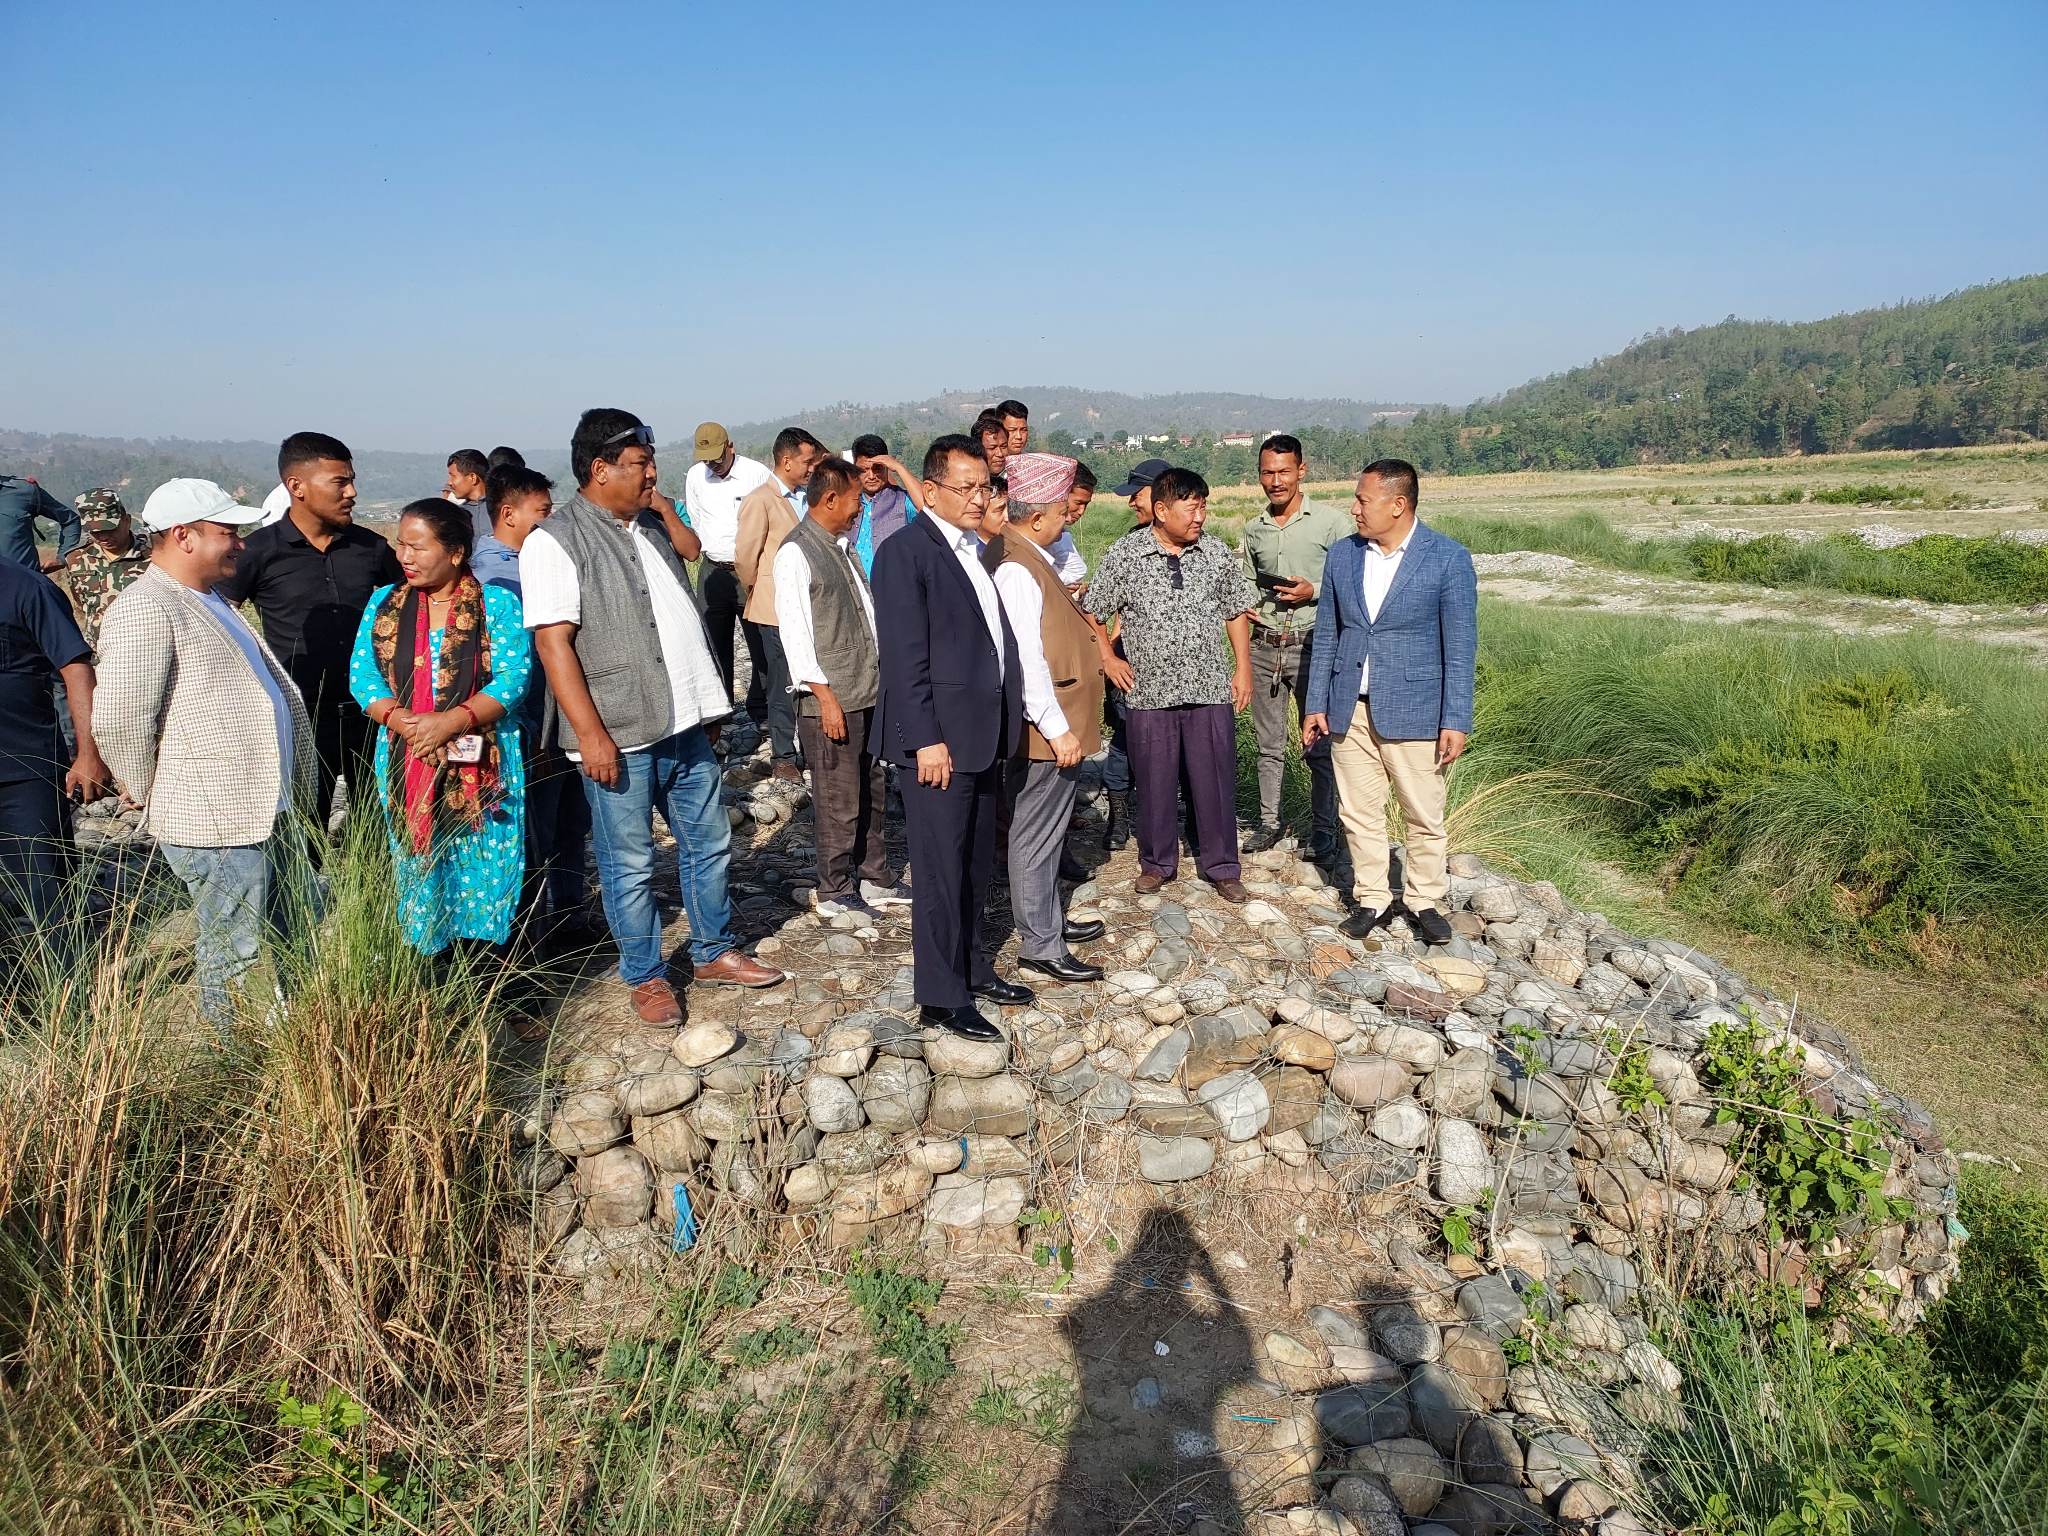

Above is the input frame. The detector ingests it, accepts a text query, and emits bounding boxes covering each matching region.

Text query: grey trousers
[1004,756,1079,961]
[1250,628,1340,853]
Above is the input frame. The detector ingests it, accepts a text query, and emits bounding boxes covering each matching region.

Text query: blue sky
[3,0,2043,454]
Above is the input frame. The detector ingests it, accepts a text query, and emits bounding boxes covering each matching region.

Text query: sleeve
[478,584,533,717]
[348,585,397,710]
[772,542,823,690]
[993,563,1069,740]
[1305,546,1341,718]
[732,494,766,588]
[516,528,581,627]
[41,486,83,560]
[1440,543,1479,735]
[90,594,174,805]
[1217,540,1260,618]
[25,575,90,671]
[1082,545,1123,621]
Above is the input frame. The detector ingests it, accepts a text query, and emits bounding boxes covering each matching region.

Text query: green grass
[1434,507,2048,606]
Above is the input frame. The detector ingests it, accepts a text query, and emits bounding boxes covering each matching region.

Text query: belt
[1255,627,1311,646]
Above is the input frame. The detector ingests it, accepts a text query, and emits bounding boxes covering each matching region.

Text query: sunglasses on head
[601,424,656,450]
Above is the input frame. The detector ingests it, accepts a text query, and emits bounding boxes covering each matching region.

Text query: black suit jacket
[872,511,1022,773]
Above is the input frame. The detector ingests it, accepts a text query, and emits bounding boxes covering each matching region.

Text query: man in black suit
[873,433,1028,1041]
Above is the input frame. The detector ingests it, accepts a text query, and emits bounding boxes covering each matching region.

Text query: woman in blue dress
[349,497,532,954]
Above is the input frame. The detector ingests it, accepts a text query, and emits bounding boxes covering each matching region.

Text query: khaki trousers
[1330,700,1449,914]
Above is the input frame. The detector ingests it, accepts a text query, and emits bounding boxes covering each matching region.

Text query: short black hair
[771,426,826,465]
[805,456,860,507]
[570,407,647,487]
[922,433,984,482]
[1361,457,1420,509]
[1071,463,1098,493]
[972,411,1007,443]
[1152,466,1210,505]
[487,445,526,472]
[996,399,1028,421]
[278,430,352,480]
[1259,434,1304,462]
[399,496,475,561]
[850,433,889,460]
[990,473,1007,497]
[487,464,554,518]
[447,447,488,481]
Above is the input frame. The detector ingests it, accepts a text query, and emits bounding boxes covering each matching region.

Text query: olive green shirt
[1240,496,1351,635]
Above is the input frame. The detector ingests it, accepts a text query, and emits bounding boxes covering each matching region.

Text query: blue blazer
[1304,521,1478,741]
[872,510,1023,773]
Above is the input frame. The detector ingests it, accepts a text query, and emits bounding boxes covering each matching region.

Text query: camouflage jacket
[68,536,152,648]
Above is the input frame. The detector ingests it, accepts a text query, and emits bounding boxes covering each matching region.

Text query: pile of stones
[515,844,1960,1534]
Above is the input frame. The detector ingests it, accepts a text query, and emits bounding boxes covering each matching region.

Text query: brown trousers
[798,705,891,901]
[1330,700,1449,914]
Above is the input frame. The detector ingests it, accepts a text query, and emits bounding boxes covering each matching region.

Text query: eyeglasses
[931,480,991,502]
[600,424,656,449]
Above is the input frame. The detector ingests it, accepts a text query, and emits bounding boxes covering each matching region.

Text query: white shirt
[991,538,1070,741]
[683,454,771,563]
[197,588,293,807]
[947,523,1006,679]
[1048,530,1088,587]
[518,521,732,758]
[1358,522,1416,698]
[772,530,875,697]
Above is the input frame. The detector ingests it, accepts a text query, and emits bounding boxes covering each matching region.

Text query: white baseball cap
[140,478,267,533]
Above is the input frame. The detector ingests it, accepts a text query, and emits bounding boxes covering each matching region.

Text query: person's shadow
[1042,1207,1257,1533]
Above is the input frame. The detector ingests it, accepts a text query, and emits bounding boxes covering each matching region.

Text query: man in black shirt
[0,556,109,954]
[219,431,401,830]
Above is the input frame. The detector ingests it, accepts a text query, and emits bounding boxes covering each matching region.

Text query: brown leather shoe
[630,977,683,1025]
[694,950,787,989]
[770,761,803,783]
[1133,872,1170,895]
[1208,878,1250,905]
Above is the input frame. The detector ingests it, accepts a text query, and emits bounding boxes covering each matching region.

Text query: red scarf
[371,576,504,854]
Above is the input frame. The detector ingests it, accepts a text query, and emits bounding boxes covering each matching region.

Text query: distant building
[1217,432,1256,448]
[1070,436,1091,449]
[1146,433,1170,443]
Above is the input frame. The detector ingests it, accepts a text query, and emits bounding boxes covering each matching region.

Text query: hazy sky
[4,0,2043,455]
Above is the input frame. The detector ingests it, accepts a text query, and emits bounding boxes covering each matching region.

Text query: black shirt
[0,558,89,783]
[220,514,401,709]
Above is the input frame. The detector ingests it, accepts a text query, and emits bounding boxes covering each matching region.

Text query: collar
[1257,497,1305,527]
[1142,530,1200,559]
[1368,521,1419,559]
[1015,535,1058,570]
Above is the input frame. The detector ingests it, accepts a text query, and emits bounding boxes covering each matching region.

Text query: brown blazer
[734,480,800,626]
[998,539,1105,761]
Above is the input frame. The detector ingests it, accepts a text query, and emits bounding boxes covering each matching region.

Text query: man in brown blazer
[991,454,1107,983]
[94,479,318,1035]
[733,427,824,781]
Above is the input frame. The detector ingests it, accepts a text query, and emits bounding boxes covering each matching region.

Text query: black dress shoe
[1341,905,1383,939]
[969,976,1035,1007]
[1240,823,1283,854]
[1412,907,1455,946]
[1063,917,1106,944]
[1058,852,1090,883]
[1018,952,1104,983]
[920,1004,1003,1041]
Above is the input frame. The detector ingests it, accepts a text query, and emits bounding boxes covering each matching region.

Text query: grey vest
[541,494,706,753]
[786,516,879,715]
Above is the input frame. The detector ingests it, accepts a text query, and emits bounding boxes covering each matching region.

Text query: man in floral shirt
[1085,467,1257,902]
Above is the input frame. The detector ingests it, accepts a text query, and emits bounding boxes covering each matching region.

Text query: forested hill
[1391,275,2048,474]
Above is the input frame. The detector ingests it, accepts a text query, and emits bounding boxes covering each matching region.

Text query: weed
[966,1375,1026,1430]
[728,1321,815,1368]
[844,1251,960,1415]
[228,1383,429,1534]
[1440,1205,1481,1257]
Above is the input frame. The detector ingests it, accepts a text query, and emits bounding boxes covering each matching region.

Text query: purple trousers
[1128,702,1241,882]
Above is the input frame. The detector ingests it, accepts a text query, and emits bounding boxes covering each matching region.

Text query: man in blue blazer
[1302,459,1478,944]
[873,434,1028,1040]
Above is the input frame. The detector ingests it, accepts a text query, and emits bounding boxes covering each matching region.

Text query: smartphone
[446,734,484,764]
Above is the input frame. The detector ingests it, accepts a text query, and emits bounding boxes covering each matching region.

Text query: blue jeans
[160,828,317,1038]
[581,727,736,984]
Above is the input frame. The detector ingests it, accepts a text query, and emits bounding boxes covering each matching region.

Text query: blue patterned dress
[349,582,532,954]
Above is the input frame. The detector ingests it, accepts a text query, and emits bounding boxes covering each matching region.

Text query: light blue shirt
[471,532,522,596]
[198,588,294,809]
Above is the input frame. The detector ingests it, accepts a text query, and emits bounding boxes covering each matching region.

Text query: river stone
[1328,1474,1409,1536]
[1139,1135,1215,1182]
[692,1090,753,1142]
[549,1091,625,1156]
[1197,1070,1272,1141]
[674,1021,740,1068]
[1438,1325,1509,1408]
[1429,1483,1541,1536]
[633,1106,708,1171]
[1561,1302,1626,1354]
[1310,1304,1372,1354]
[928,1073,1034,1136]
[783,1162,830,1206]
[1271,1024,1337,1071]
[1623,1340,1681,1395]
[1468,881,1520,923]
[1331,1057,1412,1110]
[1458,1415,1524,1486]
[1422,955,1488,998]
[1302,1097,1358,1146]
[616,1052,701,1117]
[1258,1065,1324,1134]
[958,1135,1030,1177]
[1371,1097,1431,1150]
[1382,983,1457,1022]
[1347,1436,1449,1517]
[1133,1098,1221,1137]
[1406,1362,1485,1455]
[1183,1016,1264,1086]
[1082,1073,1135,1122]
[832,1163,935,1224]
[1374,1023,1446,1070]
[1556,1479,1620,1523]
[1315,1380,1412,1446]
[1425,1049,1493,1117]
[1371,1303,1441,1365]
[1135,1027,1191,1081]
[924,1031,1010,1078]
[1456,1275,1527,1336]
[815,1126,893,1176]
[926,1171,1027,1228]
[813,1021,876,1077]
[802,1073,863,1134]
[580,1145,654,1228]
[908,1137,965,1174]
[1524,1431,1603,1497]
[1433,1119,1493,1206]
[858,1056,933,1132]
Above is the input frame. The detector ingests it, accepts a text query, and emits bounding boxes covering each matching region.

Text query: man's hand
[915,742,952,790]
[580,728,623,788]
[1048,730,1083,770]
[817,688,848,743]
[64,744,112,803]
[1437,729,1469,768]
[1271,577,1314,604]
[1102,652,1134,692]
[1302,712,1330,750]
[1230,664,1253,713]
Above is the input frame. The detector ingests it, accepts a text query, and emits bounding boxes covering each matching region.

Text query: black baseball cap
[1112,457,1172,496]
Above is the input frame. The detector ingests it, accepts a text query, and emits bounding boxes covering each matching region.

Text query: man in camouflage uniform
[66,488,151,650]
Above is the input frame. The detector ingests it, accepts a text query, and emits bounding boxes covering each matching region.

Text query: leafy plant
[728,1321,814,1368]
[1440,1205,1480,1257]
[844,1251,960,1416]
[230,1383,429,1534]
